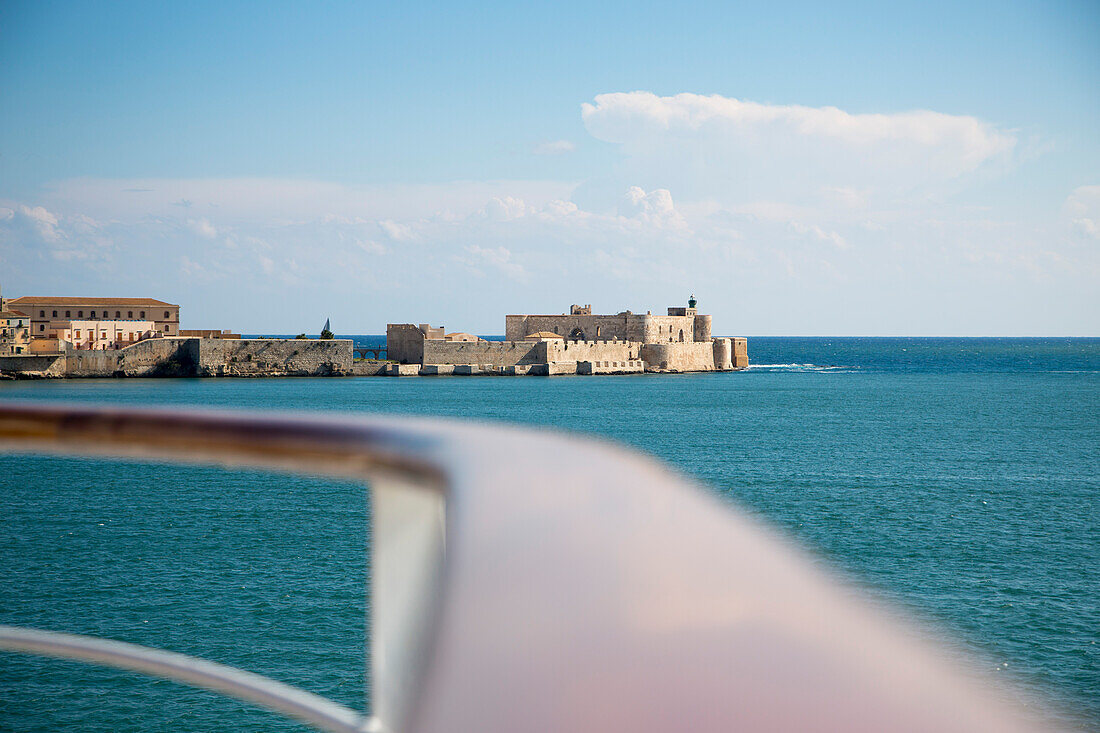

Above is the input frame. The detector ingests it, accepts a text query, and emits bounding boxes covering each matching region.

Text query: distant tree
[295,333,307,339]
[320,328,334,340]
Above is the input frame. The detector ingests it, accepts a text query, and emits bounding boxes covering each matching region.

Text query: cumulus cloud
[533,139,576,155]
[618,187,688,229]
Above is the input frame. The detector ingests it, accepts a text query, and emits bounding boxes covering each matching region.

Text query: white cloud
[460,244,527,281]
[619,186,688,229]
[579,92,1018,210]
[533,139,576,155]
[582,92,1014,176]
[483,196,529,221]
[379,219,415,242]
[788,221,850,250]
[1065,186,1100,240]
[188,218,218,239]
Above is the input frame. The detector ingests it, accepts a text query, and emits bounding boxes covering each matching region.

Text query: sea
[0,337,1097,731]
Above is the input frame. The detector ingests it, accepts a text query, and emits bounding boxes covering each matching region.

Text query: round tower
[693,314,712,342]
[712,337,732,370]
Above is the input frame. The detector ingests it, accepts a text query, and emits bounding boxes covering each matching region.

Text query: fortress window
[116,311,121,318]
[90,311,96,318]
[679,329,684,342]
[53,311,58,317]
[39,310,44,317]
[140,311,145,318]
[165,311,170,319]
[65,311,70,317]
[39,325,44,332]
[128,311,133,318]
[78,311,83,317]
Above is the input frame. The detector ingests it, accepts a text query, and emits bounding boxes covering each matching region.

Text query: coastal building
[0,308,31,356]
[7,296,180,340]
[59,320,159,350]
[386,298,748,375]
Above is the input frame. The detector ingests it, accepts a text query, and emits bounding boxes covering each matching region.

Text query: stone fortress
[386,297,748,376]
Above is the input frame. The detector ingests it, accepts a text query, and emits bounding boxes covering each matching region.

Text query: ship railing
[0,402,1045,732]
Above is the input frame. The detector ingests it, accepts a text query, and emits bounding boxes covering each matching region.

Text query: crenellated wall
[423,340,544,366]
[542,339,635,364]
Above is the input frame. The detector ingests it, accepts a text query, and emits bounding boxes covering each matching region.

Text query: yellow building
[7,296,180,339]
[0,308,32,356]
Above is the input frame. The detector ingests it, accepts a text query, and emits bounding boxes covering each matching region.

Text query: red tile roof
[8,296,177,307]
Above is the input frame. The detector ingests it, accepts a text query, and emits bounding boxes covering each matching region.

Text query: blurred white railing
[0,402,1048,732]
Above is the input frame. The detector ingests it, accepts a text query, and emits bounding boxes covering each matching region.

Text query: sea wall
[195,339,352,376]
[0,354,66,378]
[1,338,352,378]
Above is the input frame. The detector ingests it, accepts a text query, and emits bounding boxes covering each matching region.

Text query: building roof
[525,331,564,339]
[443,332,481,341]
[0,309,28,318]
[8,296,177,307]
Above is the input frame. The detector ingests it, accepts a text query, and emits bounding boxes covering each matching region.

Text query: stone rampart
[386,324,428,364]
[732,337,748,369]
[577,359,645,375]
[195,339,352,377]
[422,340,544,367]
[542,339,635,364]
[0,354,66,378]
[640,342,718,372]
[712,338,732,370]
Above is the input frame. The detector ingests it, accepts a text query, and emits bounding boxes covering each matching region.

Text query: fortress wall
[195,339,352,376]
[0,354,66,378]
[693,315,712,342]
[505,314,635,341]
[712,338,732,370]
[386,324,427,364]
[732,337,748,369]
[61,337,200,377]
[640,341,717,372]
[543,339,635,364]
[422,339,543,367]
[637,315,698,344]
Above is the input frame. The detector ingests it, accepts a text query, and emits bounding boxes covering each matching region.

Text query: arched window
[596,325,601,337]
[569,327,585,340]
[164,311,170,319]
[678,329,684,342]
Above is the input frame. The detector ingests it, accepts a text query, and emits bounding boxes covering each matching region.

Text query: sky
[0,0,1097,335]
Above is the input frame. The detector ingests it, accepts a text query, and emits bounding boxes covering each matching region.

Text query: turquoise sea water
[1,337,1097,730]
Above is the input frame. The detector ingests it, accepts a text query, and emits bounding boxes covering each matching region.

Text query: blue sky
[1,0,1097,334]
